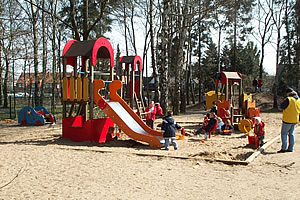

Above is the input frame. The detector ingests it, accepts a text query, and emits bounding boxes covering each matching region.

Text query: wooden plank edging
[245,134,281,163]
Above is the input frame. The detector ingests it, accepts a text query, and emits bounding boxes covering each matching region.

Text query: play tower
[118,55,145,115]
[61,38,163,147]
[61,37,115,143]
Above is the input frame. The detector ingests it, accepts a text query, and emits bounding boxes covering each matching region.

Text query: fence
[0,96,63,120]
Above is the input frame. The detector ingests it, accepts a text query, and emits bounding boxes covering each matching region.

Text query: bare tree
[270,0,285,108]
[40,0,47,106]
[50,0,58,114]
[256,0,273,79]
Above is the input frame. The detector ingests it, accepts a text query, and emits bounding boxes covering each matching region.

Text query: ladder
[134,92,145,118]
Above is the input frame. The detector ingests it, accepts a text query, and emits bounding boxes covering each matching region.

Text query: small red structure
[62,116,114,143]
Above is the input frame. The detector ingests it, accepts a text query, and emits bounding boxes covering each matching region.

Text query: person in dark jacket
[161,111,182,150]
[203,112,218,139]
[252,78,258,92]
[277,88,300,153]
[210,101,218,115]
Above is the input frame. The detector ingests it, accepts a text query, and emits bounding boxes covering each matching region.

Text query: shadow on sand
[0,133,162,151]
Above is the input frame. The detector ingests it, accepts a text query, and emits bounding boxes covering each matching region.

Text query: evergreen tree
[59,0,119,40]
[201,38,219,90]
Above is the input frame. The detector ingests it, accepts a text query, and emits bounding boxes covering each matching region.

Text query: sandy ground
[0,107,300,199]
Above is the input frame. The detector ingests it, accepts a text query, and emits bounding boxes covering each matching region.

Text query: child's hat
[254,117,261,123]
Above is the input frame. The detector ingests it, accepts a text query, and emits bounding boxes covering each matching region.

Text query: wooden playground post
[130,65,135,108]
[62,57,67,118]
[89,59,94,119]
[139,68,144,108]
[83,58,89,121]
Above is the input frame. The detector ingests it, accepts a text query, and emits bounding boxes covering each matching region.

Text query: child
[253,117,265,147]
[215,117,224,134]
[106,127,118,143]
[210,101,217,115]
[221,119,234,135]
[161,111,182,150]
[203,112,218,139]
[145,101,163,129]
[194,113,210,135]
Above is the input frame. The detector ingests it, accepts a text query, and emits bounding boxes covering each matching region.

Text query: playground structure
[61,37,115,143]
[18,106,56,125]
[206,71,260,129]
[118,56,145,115]
[61,37,163,147]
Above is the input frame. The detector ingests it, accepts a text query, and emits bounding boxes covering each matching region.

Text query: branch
[18,0,75,32]
[87,0,108,34]
[0,166,25,190]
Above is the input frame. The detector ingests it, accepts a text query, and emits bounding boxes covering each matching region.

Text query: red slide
[93,80,163,148]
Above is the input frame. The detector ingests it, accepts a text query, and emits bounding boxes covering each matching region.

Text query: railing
[62,77,89,102]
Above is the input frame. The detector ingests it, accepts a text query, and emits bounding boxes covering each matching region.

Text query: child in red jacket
[253,117,265,147]
[145,101,163,129]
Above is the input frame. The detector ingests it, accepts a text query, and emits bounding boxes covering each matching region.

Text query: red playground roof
[62,37,114,68]
[119,56,143,72]
[218,71,242,85]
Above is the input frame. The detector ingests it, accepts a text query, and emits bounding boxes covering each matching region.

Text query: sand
[0,109,300,200]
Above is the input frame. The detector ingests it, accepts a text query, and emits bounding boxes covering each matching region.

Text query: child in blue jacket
[161,111,182,150]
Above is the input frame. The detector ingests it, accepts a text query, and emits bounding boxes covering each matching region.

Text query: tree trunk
[69,0,80,40]
[28,66,32,106]
[149,0,156,105]
[273,30,281,109]
[31,0,40,107]
[0,45,2,106]
[285,0,292,65]
[159,0,170,114]
[130,3,137,54]
[51,0,58,114]
[178,0,189,113]
[83,0,89,40]
[57,31,62,102]
[217,26,222,72]
[12,55,16,118]
[123,1,129,55]
[198,1,203,104]
[40,0,46,106]
[186,19,192,106]
[23,55,27,103]
[3,55,9,108]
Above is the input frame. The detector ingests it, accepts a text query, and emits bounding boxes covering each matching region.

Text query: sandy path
[0,112,299,199]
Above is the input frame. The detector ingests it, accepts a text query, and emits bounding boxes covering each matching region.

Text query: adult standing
[258,78,263,92]
[278,88,300,153]
[252,78,258,93]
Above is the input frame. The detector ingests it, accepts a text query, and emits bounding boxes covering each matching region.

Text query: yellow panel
[83,77,89,102]
[205,91,224,109]
[76,77,82,101]
[62,77,69,101]
[69,77,75,101]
